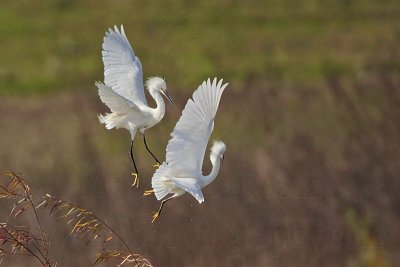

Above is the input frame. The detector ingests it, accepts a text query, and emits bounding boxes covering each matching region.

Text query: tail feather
[151,163,170,200]
[98,112,126,130]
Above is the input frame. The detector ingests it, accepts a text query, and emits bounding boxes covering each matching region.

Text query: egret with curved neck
[96,25,172,187]
[147,78,228,223]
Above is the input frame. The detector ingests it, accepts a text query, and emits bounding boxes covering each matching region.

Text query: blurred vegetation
[1,0,400,266]
[1,0,399,94]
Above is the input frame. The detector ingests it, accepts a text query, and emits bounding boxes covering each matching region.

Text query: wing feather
[102,25,148,108]
[95,81,137,113]
[166,78,228,178]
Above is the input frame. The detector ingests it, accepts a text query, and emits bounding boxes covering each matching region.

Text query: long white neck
[200,156,222,188]
[149,90,165,122]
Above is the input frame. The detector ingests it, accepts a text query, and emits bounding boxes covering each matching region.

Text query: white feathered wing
[102,25,148,108]
[95,81,138,113]
[152,78,228,203]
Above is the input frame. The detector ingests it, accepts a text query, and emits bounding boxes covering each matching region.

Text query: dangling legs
[143,133,160,167]
[130,140,140,188]
[152,196,174,223]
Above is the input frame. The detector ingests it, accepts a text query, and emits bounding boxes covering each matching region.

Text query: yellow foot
[153,162,160,168]
[131,172,139,188]
[151,211,160,223]
[143,189,154,196]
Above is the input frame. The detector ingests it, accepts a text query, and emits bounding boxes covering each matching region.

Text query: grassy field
[1,0,399,94]
[1,1,400,266]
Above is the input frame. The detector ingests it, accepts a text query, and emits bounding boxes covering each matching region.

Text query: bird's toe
[151,212,159,223]
[152,163,160,169]
[143,189,154,196]
[131,172,140,188]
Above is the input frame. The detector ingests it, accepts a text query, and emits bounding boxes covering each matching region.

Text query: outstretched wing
[102,25,148,108]
[95,81,138,113]
[166,78,228,178]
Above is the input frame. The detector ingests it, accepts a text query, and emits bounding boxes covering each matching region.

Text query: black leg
[152,197,173,223]
[158,198,172,216]
[129,140,139,175]
[143,133,160,164]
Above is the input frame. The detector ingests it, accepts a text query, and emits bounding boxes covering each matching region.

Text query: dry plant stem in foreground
[38,194,153,266]
[0,223,51,266]
[0,171,52,266]
[1,171,152,267]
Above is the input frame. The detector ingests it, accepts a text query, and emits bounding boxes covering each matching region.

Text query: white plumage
[150,78,228,222]
[96,25,172,184]
[102,25,148,108]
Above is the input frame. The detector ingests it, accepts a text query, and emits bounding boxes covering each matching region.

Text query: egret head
[210,140,226,163]
[146,77,173,103]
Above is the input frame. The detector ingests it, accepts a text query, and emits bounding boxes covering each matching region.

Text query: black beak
[162,90,173,104]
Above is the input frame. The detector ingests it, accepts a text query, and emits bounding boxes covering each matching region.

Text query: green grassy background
[1,1,400,266]
[2,0,399,94]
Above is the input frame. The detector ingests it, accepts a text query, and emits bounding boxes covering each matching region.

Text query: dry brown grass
[0,171,152,266]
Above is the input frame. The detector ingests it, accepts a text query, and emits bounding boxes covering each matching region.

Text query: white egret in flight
[146,78,228,222]
[96,25,172,187]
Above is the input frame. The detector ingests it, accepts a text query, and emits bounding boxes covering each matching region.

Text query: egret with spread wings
[96,25,172,187]
[147,78,228,222]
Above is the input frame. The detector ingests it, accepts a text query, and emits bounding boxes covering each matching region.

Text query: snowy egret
[96,25,172,187]
[147,78,228,222]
